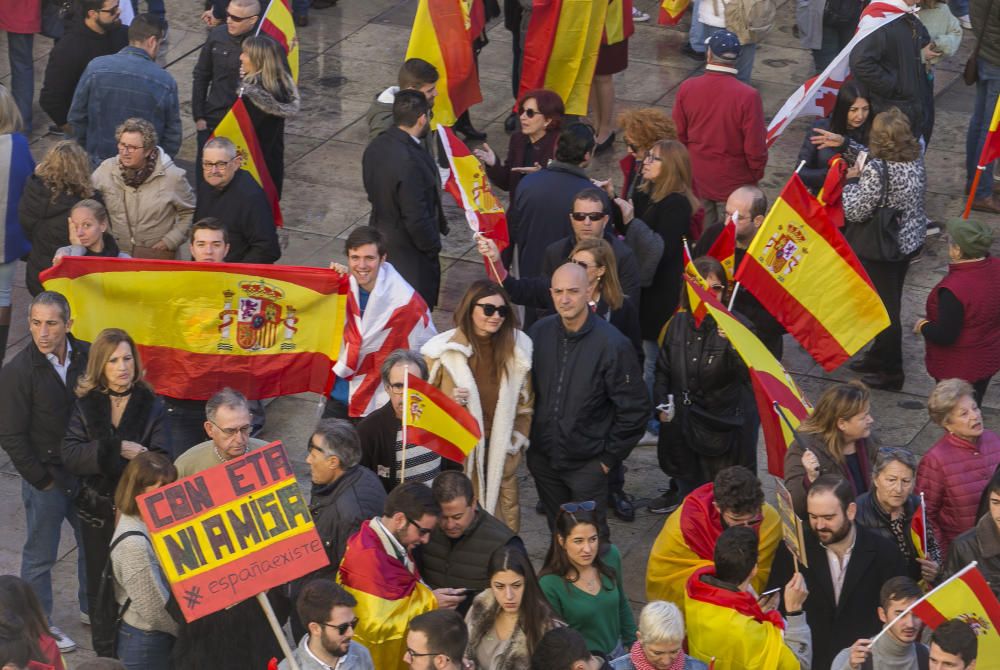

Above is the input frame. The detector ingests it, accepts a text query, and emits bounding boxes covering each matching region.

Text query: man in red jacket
[673,30,768,228]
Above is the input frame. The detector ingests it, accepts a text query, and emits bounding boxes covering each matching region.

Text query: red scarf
[629,640,687,670]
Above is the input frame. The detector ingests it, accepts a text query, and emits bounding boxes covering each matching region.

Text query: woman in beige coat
[422,280,533,531]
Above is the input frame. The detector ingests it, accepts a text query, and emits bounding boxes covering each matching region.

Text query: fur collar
[421,328,533,370]
[240,79,301,118]
[465,590,533,670]
[78,384,156,442]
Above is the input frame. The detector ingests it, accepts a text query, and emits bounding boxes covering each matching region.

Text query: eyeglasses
[559,500,596,513]
[387,382,405,394]
[209,420,252,438]
[97,3,121,13]
[571,212,605,221]
[226,11,258,21]
[722,511,765,527]
[117,142,146,154]
[643,154,663,163]
[319,617,359,635]
[518,108,540,118]
[476,303,509,318]
[405,648,443,659]
[203,159,234,172]
[406,517,433,537]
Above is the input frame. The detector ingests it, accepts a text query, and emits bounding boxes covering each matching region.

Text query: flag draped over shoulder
[910,563,1000,658]
[41,257,347,400]
[684,276,813,477]
[658,0,690,25]
[258,0,300,82]
[332,262,437,417]
[338,521,437,670]
[735,173,890,372]
[766,2,908,146]
[406,0,482,127]
[519,0,609,115]
[210,98,284,226]
[438,126,509,250]
[404,372,481,462]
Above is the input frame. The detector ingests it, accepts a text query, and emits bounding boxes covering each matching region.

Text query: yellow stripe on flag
[546,0,608,115]
[406,0,469,127]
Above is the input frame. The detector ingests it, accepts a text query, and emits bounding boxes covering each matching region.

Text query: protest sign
[137,441,329,622]
[774,477,809,569]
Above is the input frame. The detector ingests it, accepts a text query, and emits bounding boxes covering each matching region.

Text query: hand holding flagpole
[401,365,409,483]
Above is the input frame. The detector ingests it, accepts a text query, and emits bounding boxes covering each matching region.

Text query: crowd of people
[1,0,1000,668]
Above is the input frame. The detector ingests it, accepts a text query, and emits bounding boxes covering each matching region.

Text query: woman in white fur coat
[422,280,534,531]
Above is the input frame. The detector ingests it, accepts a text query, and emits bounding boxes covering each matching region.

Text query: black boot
[0,325,9,368]
[454,111,487,141]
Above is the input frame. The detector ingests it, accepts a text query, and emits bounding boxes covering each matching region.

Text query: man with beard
[361,89,445,310]
[831,576,929,670]
[768,475,907,670]
[280,580,375,670]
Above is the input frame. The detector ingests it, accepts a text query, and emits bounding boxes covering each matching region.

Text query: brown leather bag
[964,0,996,85]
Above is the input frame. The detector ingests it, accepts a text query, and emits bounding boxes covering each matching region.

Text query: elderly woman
[917,378,1000,557]
[610,601,707,670]
[945,468,1000,596]
[915,218,1000,406]
[843,107,928,391]
[855,447,941,584]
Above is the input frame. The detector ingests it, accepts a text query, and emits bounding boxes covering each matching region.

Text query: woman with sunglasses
[475,90,564,199]
[539,504,635,659]
[465,547,562,669]
[421,280,534,531]
[650,255,756,512]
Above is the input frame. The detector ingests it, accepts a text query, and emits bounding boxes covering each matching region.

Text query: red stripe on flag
[231,98,284,227]
[408,427,472,463]
[911,600,949,629]
[408,374,482,437]
[261,19,290,51]
[518,0,563,97]
[750,370,810,478]
[960,568,1000,625]
[428,0,481,118]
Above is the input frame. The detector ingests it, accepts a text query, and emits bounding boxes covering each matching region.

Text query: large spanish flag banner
[136,442,329,621]
[735,173,890,371]
[519,0,608,116]
[439,126,509,250]
[904,563,1000,657]
[963,95,1000,217]
[258,0,299,82]
[41,257,348,401]
[658,0,690,25]
[685,275,812,477]
[211,98,283,226]
[404,371,481,463]
[406,0,482,127]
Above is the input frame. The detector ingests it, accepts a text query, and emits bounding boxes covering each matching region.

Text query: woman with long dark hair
[539,505,635,658]
[798,81,873,193]
[0,576,66,670]
[465,547,561,669]
[422,280,534,531]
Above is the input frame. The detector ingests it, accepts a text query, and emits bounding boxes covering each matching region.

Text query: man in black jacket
[767,475,907,670]
[526,263,649,542]
[194,137,281,264]
[362,90,445,310]
[39,0,128,134]
[0,292,90,652]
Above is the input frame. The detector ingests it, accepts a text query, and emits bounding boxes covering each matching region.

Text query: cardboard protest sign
[774,477,809,569]
[137,441,329,622]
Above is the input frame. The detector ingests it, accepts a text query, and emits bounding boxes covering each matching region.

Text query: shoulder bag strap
[877,160,890,207]
[108,530,151,618]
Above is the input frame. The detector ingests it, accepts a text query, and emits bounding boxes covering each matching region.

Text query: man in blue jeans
[1,0,41,132]
[0,292,91,654]
[966,0,1000,214]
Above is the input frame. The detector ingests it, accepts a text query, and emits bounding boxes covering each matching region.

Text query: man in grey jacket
[282,581,375,670]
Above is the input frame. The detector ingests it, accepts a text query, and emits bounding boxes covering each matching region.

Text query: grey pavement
[0,0,995,664]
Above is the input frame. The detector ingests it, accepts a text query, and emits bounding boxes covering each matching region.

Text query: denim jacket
[68,46,182,164]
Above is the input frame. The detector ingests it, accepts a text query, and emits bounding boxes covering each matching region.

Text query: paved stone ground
[1,0,997,663]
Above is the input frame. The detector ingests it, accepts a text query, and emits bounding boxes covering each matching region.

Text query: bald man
[526,263,650,541]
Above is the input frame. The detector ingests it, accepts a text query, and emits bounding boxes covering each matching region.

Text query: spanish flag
[658,0,690,25]
[911,492,927,559]
[910,563,1000,658]
[684,275,813,477]
[210,98,283,227]
[681,239,709,327]
[338,521,437,670]
[406,0,482,127]
[735,173,890,371]
[40,257,348,400]
[439,126,509,251]
[978,94,1000,168]
[404,372,482,463]
[519,0,608,116]
[707,213,737,280]
[258,0,299,82]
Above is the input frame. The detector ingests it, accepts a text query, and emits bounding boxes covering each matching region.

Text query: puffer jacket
[855,491,926,583]
[784,431,878,517]
[917,430,1000,557]
[971,0,1000,67]
[945,514,1000,597]
[91,147,195,251]
[17,174,90,295]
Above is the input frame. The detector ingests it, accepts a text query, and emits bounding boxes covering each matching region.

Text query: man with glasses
[39,0,128,136]
[403,610,467,670]
[193,136,280,263]
[281,580,375,670]
[173,387,269,477]
[646,466,782,622]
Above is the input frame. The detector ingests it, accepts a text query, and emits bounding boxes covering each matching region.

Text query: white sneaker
[633,6,651,21]
[959,14,972,29]
[49,626,76,653]
[80,612,90,625]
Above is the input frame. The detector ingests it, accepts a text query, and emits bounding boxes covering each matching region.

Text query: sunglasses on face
[571,212,605,221]
[320,617,359,635]
[519,108,540,118]
[476,303,509,318]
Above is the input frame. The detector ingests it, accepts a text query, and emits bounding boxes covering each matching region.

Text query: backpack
[91,530,147,658]
[722,0,776,45]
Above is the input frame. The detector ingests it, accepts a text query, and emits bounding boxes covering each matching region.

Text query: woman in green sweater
[538,503,636,658]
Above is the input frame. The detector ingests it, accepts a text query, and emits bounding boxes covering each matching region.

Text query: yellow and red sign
[137,442,329,621]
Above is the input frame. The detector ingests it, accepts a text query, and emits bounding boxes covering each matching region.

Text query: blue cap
[706,30,742,61]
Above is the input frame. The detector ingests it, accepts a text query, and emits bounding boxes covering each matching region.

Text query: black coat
[540,231,641,303]
[946,515,1000,597]
[796,118,869,193]
[849,14,932,140]
[854,491,927,583]
[308,464,386,579]
[356,401,403,493]
[0,334,90,490]
[362,127,444,310]
[194,170,281,264]
[767,524,908,670]
[39,21,128,127]
[191,23,253,128]
[527,311,649,470]
[637,192,692,341]
[18,174,86,295]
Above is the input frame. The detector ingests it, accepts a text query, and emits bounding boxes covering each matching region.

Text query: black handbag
[845,161,905,263]
[677,322,744,458]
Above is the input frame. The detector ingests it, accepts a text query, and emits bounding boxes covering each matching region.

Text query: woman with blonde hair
[843,107,928,391]
[54,200,130,261]
[19,140,96,295]
[783,380,878,516]
[569,238,641,355]
[61,328,169,636]
[239,35,300,196]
